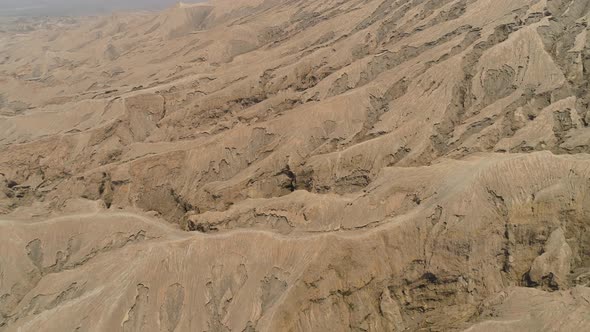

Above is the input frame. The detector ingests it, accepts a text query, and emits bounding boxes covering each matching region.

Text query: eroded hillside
[1,0,590,331]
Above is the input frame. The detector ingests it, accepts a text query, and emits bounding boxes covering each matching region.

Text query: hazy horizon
[0,0,204,16]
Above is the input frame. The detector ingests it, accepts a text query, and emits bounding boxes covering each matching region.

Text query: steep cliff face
[1,0,590,331]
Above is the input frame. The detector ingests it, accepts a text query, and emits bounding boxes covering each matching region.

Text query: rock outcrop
[1,0,590,331]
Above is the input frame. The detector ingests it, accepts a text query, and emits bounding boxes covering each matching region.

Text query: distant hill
[0,0,204,16]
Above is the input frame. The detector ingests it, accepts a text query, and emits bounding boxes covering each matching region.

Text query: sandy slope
[1,0,590,331]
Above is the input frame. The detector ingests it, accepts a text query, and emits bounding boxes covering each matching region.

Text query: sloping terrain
[1,0,590,331]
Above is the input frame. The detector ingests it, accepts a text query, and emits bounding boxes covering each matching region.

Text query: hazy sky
[0,0,203,16]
